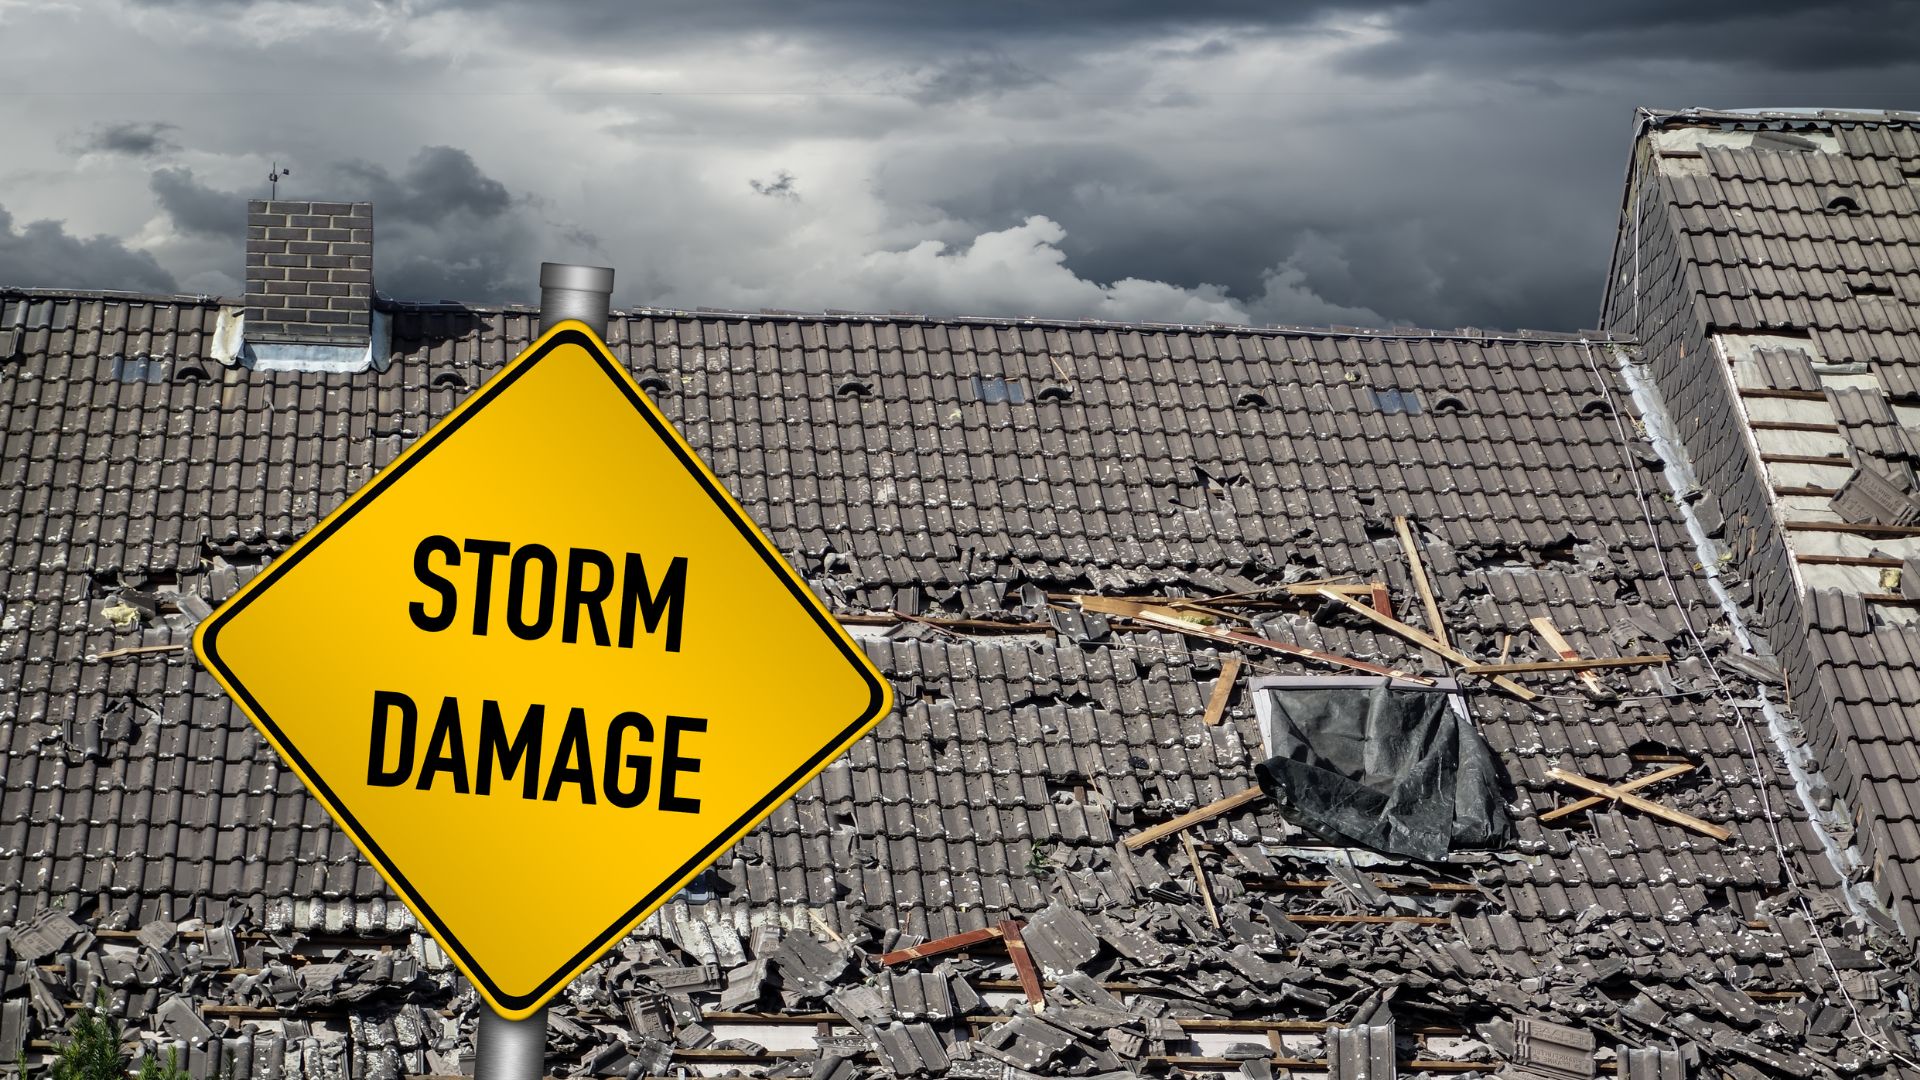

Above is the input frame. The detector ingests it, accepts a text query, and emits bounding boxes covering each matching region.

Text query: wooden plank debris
[90,642,189,661]
[1546,767,1731,841]
[1201,657,1241,727]
[1463,654,1671,675]
[1122,786,1264,850]
[1531,616,1604,693]
[1394,516,1450,649]
[1539,762,1694,822]
[1310,588,1537,701]
[877,925,1005,966]
[997,918,1046,1008]
[1181,831,1222,930]
[1072,596,1432,683]
[880,918,1045,1008]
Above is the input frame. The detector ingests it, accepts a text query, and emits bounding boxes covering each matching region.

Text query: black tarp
[1253,681,1514,861]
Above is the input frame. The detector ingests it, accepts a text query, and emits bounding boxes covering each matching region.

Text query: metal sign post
[470,261,615,1080]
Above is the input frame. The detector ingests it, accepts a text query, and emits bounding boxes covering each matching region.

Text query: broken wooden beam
[997,918,1045,1008]
[90,642,190,661]
[1310,588,1537,701]
[1462,654,1671,675]
[1394,516,1450,649]
[1201,657,1241,727]
[1531,616,1604,693]
[1072,595,1433,683]
[1181,830,1222,930]
[1122,786,1264,850]
[1546,766,1731,841]
[877,925,1004,966]
[1539,762,1693,823]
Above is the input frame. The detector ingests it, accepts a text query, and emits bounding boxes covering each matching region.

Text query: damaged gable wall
[1603,108,1920,940]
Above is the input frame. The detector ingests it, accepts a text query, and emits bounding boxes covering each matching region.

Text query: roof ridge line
[0,285,1637,347]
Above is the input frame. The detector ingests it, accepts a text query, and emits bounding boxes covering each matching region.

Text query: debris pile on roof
[5,762,1914,1079]
[4,293,1918,1076]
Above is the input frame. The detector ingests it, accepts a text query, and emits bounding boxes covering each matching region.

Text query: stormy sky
[2,1,1917,331]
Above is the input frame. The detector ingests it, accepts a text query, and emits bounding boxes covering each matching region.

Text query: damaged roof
[1,288,1915,1078]
[1602,105,1920,947]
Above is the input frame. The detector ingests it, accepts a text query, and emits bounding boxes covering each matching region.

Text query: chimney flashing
[240,308,392,373]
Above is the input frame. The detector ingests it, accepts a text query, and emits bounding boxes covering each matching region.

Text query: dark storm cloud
[749,171,799,200]
[0,205,177,294]
[333,146,513,226]
[392,0,1393,46]
[1340,0,1920,74]
[69,0,1920,330]
[151,167,245,239]
[327,147,532,303]
[74,121,178,157]
[908,53,1052,105]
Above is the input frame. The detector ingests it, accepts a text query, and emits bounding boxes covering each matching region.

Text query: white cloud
[836,215,1250,323]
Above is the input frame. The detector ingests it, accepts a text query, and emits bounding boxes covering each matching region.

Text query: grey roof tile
[0,282,1903,1075]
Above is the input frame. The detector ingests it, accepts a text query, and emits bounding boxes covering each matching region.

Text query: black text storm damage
[365,536,703,811]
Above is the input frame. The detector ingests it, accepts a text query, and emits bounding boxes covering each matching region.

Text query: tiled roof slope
[1601,106,1920,940]
[1,289,1914,1075]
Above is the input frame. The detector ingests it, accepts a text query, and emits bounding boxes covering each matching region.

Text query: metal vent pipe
[538,262,615,335]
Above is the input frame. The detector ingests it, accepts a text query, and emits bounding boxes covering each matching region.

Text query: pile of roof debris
[7,523,1918,1079]
[3,796,1913,1080]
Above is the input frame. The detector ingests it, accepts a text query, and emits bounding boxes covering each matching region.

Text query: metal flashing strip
[239,309,392,373]
[1605,341,1876,920]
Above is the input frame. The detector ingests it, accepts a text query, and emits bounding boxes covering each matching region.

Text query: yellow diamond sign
[194,322,891,1018]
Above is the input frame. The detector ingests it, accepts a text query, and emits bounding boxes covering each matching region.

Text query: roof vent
[1825,194,1862,214]
[1432,394,1469,415]
[836,379,874,398]
[639,375,670,394]
[1366,387,1423,415]
[1036,385,1073,403]
[108,353,167,383]
[1236,391,1272,410]
[968,375,1026,404]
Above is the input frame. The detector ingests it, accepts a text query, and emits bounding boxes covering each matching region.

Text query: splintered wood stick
[1123,786,1265,850]
[1072,596,1433,683]
[1531,616,1605,694]
[997,919,1046,1008]
[1202,657,1242,726]
[1311,588,1537,702]
[877,925,1004,966]
[1546,767,1731,841]
[1539,762,1694,822]
[90,642,190,661]
[1464,655,1671,675]
[1182,830,1222,930]
[1394,516,1450,649]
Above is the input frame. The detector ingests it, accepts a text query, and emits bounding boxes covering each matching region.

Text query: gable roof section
[1602,105,1920,945]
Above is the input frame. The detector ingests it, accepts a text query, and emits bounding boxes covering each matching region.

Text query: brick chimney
[244,200,372,347]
